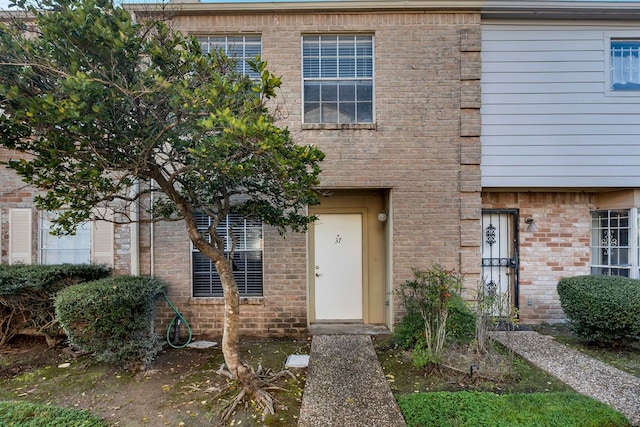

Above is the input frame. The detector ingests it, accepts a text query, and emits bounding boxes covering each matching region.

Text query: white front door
[314,213,363,321]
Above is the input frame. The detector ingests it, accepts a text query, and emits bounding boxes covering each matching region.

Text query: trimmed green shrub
[0,400,107,426]
[0,264,112,347]
[55,275,167,370]
[394,294,476,350]
[398,391,630,427]
[557,275,640,346]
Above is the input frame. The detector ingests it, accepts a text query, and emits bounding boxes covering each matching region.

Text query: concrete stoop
[298,334,406,427]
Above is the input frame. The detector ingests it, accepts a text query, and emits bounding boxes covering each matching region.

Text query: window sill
[302,123,376,131]
[189,297,264,305]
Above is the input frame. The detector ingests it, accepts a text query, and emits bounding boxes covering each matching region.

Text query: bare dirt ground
[0,335,309,426]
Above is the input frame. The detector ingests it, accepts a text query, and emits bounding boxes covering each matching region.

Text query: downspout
[130,180,140,276]
[150,179,155,276]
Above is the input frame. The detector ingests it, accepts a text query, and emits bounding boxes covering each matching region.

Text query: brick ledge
[189,297,264,305]
[301,123,376,131]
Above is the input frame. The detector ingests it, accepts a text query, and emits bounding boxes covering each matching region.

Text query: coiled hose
[163,294,193,349]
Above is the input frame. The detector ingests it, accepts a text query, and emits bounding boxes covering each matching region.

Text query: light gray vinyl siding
[482,23,640,188]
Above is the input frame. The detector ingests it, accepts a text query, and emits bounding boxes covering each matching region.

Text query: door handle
[315,273,322,277]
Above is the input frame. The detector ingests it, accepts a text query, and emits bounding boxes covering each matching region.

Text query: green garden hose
[163,294,193,349]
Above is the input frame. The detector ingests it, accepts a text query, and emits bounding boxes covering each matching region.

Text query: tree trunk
[174,199,269,411]
[215,256,263,395]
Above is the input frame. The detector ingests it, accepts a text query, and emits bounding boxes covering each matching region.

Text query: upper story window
[198,35,262,79]
[610,40,640,91]
[192,213,263,298]
[302,35,374,124]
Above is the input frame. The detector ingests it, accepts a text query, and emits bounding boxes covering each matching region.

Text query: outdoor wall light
[378,212,388,222]
[525,217,538,232]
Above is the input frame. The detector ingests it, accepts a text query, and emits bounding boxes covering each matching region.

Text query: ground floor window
[192,213,263,297]
[40,211,91,264]
[590,209,639,278]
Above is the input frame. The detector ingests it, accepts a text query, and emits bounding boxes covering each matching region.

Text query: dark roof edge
[482,0,640,20]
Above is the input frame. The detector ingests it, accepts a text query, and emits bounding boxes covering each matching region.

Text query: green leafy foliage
[394,294,475,351]
[0,0,324,394]
[398,391,631,427]
[445,294,476,344]
[0,264,112,346]
[0,400,107,426]
[396,265,466,367]
[0,0,324,236]
[55,275,167,369]
[557,275,640,346]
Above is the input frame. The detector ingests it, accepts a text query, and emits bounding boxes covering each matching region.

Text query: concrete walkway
[492,331,640,426]
[298,331,639,426]
[298,335,406,427]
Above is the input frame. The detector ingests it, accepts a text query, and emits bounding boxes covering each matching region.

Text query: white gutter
[125,0,640,20]
[125,0,484,14]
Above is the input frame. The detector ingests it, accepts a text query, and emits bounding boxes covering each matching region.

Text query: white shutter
[9,208,33,265]
[92,208,114,266]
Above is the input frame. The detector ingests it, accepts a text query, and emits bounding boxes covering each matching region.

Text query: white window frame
[302,34,375,124]
[197,35,262,79]
[590,208,640,279]
[39,211,91,265]
[192,213,264,298]
[605,33,640,96]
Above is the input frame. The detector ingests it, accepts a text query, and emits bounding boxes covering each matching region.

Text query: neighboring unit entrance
[313,213,363,321]
[481,210,519,316]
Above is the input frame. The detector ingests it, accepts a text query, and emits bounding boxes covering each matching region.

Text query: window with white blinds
[192,213,263,297]
[303,35,374,124]
[198,35,262,80]
[611,40,640,91]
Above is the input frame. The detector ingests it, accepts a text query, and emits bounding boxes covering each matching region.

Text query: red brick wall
[1,9,483,337]
[150,10,483,335]
[483,192,595,323]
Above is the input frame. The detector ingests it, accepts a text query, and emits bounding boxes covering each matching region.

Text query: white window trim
[38,210,114,266]
[604,32,640,97]
[590,208,639,279]
[632,207,639,278]
[300,34,376,125]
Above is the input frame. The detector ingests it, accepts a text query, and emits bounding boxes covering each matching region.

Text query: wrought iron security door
[481,210,519,317]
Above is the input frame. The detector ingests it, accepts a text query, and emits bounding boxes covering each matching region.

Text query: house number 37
[335,234,342,244]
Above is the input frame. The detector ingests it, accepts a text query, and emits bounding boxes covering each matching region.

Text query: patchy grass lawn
[0,336,309,426]
[533,323,640,378]
[374,337,572,395]
[374,336,632,427]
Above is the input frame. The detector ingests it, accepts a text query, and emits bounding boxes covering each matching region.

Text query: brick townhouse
[2,0,640,336]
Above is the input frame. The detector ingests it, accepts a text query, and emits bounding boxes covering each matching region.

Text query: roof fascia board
[125,0,483,15]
